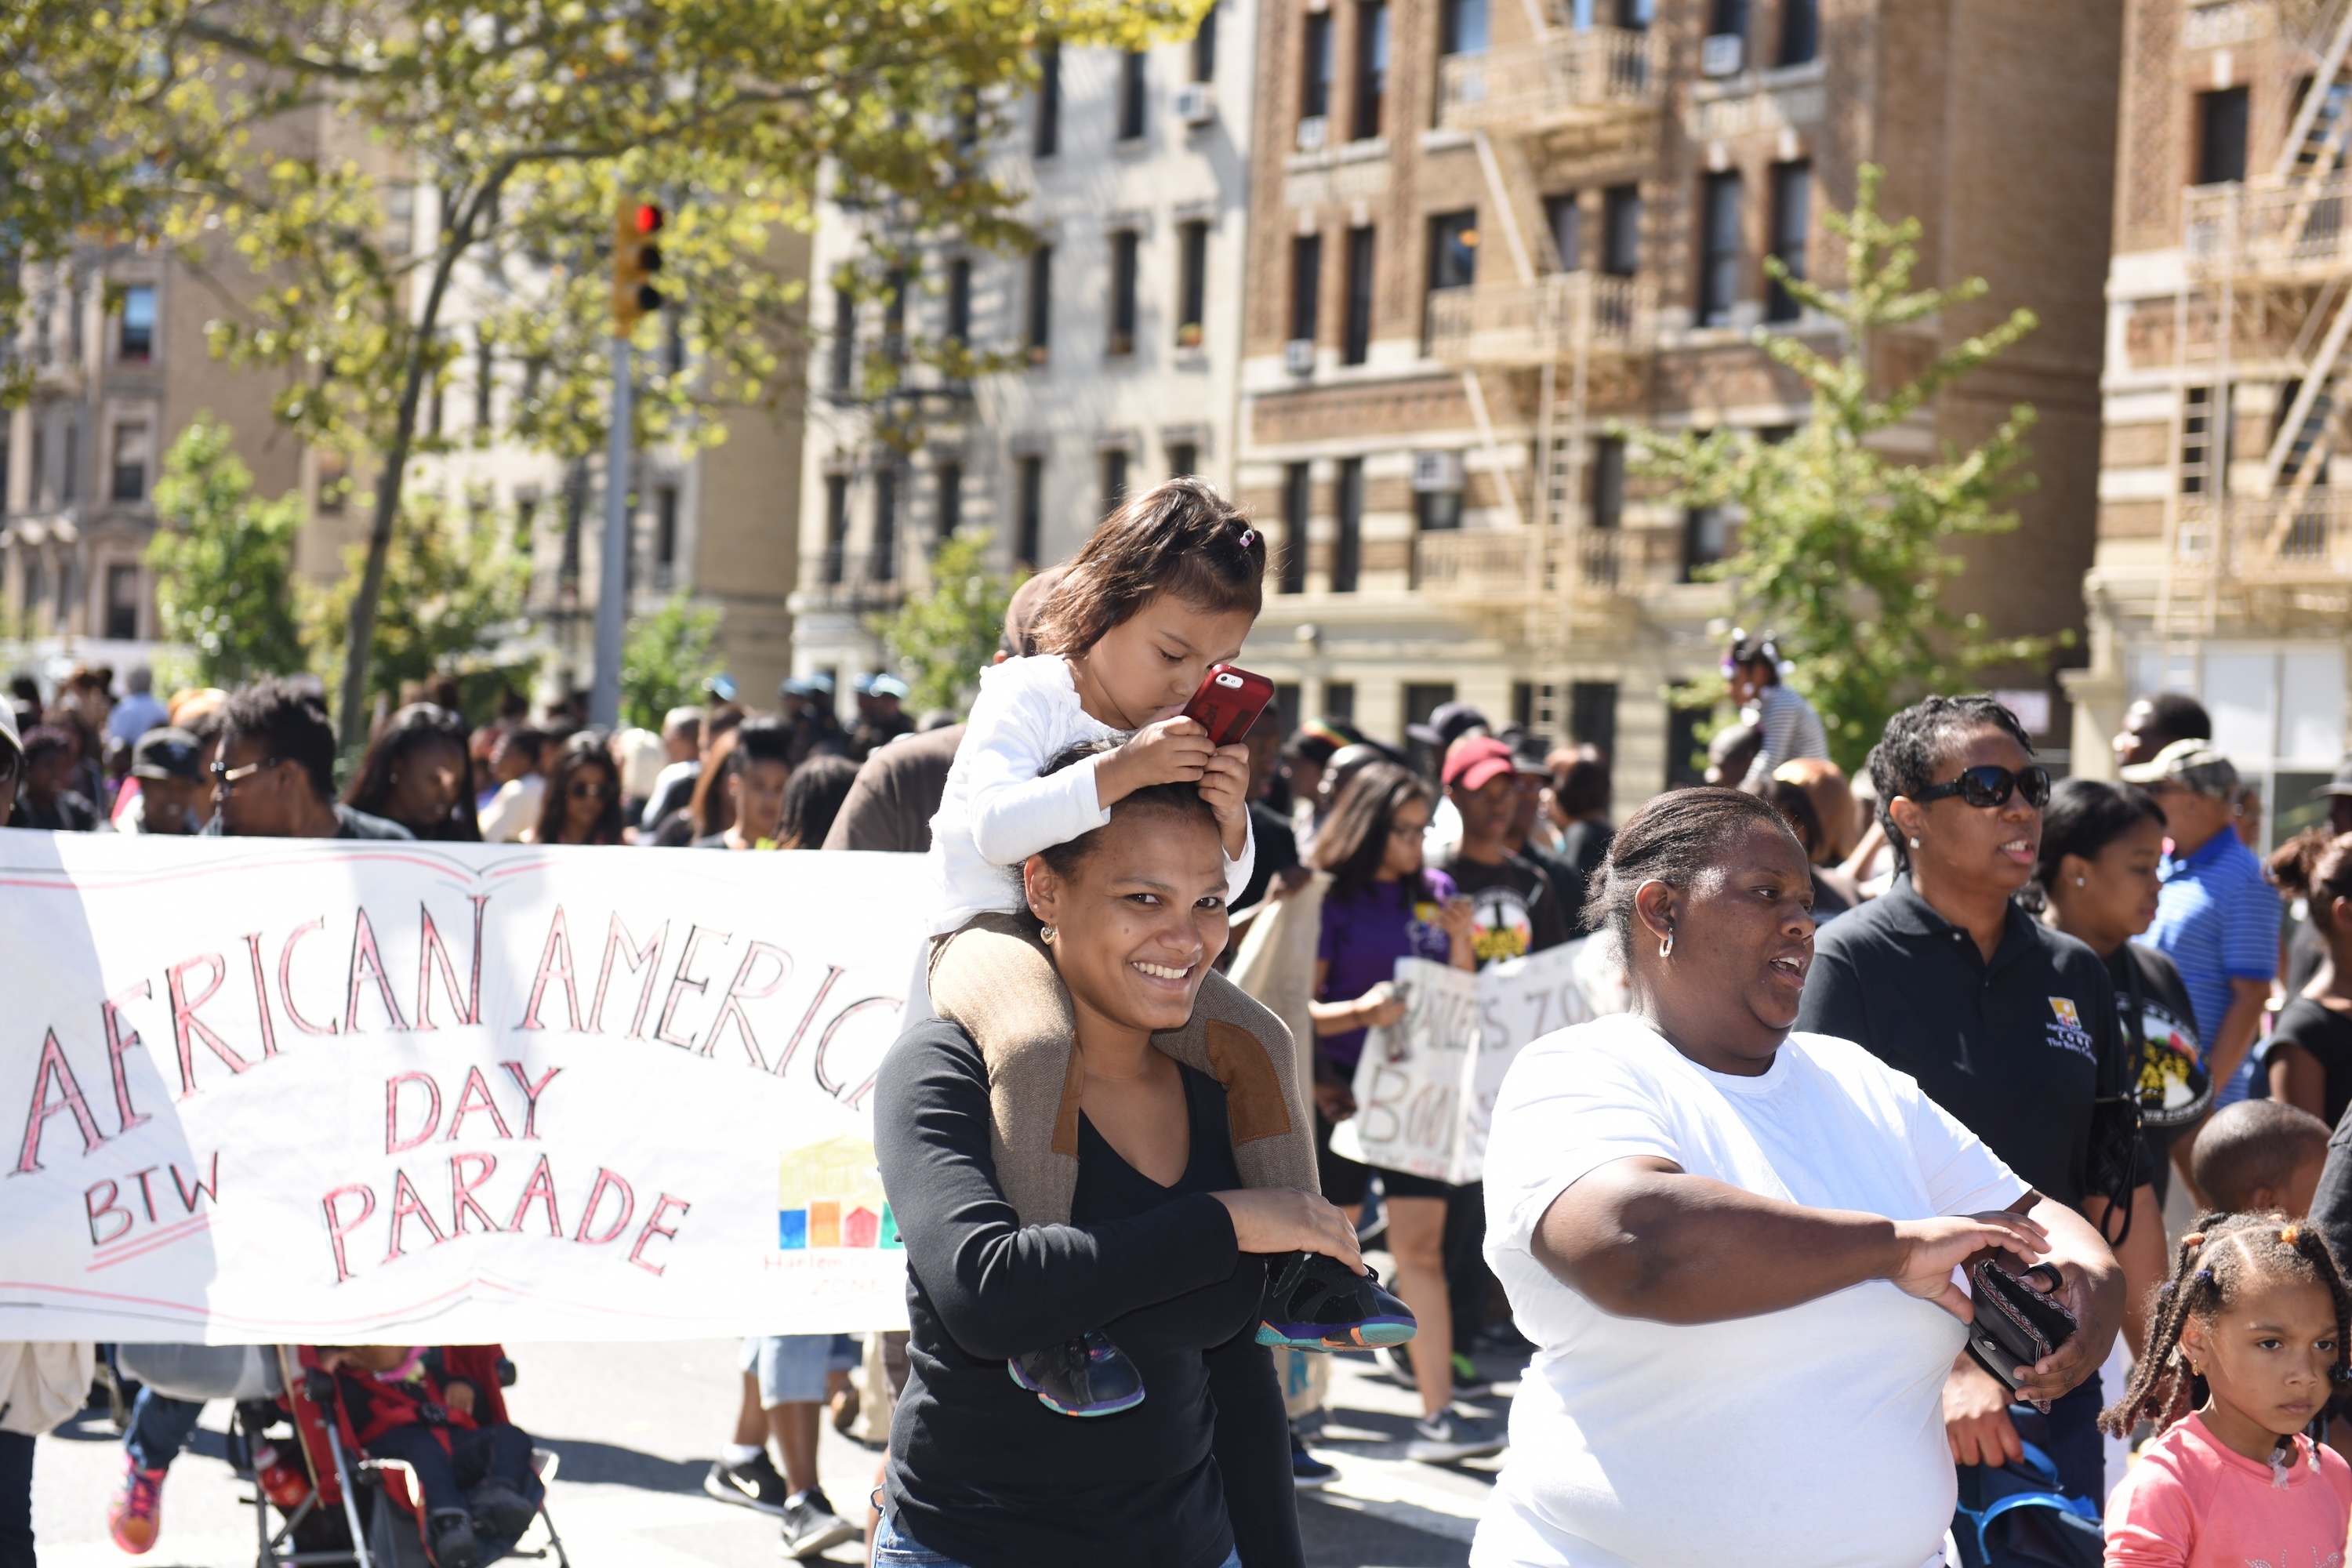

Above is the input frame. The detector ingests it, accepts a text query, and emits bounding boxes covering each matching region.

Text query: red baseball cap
[1443,735,1515,793]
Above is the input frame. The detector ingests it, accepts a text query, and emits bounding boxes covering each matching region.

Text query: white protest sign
[0,833,931,1342]
[1341,941,1592,1185]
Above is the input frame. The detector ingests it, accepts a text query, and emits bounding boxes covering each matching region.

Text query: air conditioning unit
[1412,451,1465,492]
[1283,338,1316,376]
[1700,32,1744,76]
[1173,82,1216,127]
[1295,114,1328,153]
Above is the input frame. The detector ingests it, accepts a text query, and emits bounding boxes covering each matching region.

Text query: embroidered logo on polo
[2044,996,2094,1060]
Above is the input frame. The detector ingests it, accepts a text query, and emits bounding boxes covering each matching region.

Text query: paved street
[32,1289,1515,1568]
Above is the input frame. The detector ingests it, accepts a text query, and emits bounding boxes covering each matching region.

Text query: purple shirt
[1316,870,1458,1070]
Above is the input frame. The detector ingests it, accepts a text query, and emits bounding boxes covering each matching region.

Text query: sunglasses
[568,780,616,800]
[1916,764,2052,811]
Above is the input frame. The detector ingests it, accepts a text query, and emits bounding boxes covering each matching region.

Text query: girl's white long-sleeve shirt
[926,655,1254,935]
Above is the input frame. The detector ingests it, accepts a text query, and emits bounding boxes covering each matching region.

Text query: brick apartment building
[1235,0,2122,803]
[2067,0,2352,837]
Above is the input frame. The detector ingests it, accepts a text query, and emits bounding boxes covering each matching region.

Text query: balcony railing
[2185,173,2352,281]
[1414,525,1643,603]
[1436,27,1662,133]
[2176,493,2352,583]
[1425,271,1648,368]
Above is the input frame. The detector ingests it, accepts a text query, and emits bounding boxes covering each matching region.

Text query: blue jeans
[872,1513,1242,1568]
[365,1422,541,1522]
[124,1388,205,1474]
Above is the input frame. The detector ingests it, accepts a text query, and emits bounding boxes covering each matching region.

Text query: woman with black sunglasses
[1793,695,2150,1533]
[528,739,626,846]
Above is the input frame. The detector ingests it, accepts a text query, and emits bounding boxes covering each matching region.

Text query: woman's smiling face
[1026,802,1232,1036]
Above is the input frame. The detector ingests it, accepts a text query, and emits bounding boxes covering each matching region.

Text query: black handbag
[1965,1259,2078,1396]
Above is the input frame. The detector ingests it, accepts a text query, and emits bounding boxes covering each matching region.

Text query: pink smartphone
[1181,664,1276,747]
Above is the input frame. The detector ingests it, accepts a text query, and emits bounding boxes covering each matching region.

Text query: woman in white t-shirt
[1475,787,2123,1568]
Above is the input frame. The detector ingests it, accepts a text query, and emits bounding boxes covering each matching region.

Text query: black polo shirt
[1793,877,2134,1211]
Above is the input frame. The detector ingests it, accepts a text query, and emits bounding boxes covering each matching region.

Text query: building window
[1168,442,1198,477]
[1302,13,1334,123]
[830,284,856,393]
[61,421,76,502]
[1570,681,1618,760]
[1109,230,1139,356]
[1442,0,1489,54]
[1118,51,1148,141]
[1546,193,1582,272]
[1036,41,1062,156]
[1333,457,1363,592]
[935,460,962,542]
[883,268,908,365]
[823,474,850,584]
[1709,0,1747,41]
[1404,684,1457,772]
[104,563,140,641]
[1592,436,1625,528]
[1766,162,1809,323]
[1274,682,1302,738]
[2183,384,2216,494]
[1192,3,1218,80]
[1683,504,1728,578]
[654,485,679,586]
[1343,227,1376,364]
[1353,2,1388,141]
[111,423,151,503]
[1016,455,1045,568]
[1280,463,1310,593]
[1290,233,1323,343]
[316,449,348,514]
[118,285,156,363]
[946,257,972,347]
[1697,171,1743,326]
[873,463,898,581]
[1323,681,1356,722]
[1779,0,1817,64]
[1417,487,1463,531]
[1176,220,1209,348]
[1026,245,1053,363]
[0,434,9,512]
[1602,184,1642,276]
[1665,704,1708,789]
[1427,212,1476,344]
[475,332,495,428]
[1101,449,1131,517]
[2198,87,2249,185]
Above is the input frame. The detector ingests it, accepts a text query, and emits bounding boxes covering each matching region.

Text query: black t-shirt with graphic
[1435,849,1570,967]
[2263,996,2352,1130]
[2104,941,2205,1200]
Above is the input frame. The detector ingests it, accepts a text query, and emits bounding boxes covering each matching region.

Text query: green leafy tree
[622,593,724,731]
[1631,164,2059,772]
[13,0,1198,748]
[146,416,311,685]
[311,498,528,713]
[871,529,1020,719]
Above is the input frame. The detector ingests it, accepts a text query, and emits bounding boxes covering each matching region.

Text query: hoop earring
[1658,931,1674,960]
[1040,925,1057,946]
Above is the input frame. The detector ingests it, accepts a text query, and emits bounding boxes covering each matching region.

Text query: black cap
[1406,700,1490,752]
[131,727,204,782]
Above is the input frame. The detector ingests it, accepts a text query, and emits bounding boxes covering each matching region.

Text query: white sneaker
[777,1486,858,1559]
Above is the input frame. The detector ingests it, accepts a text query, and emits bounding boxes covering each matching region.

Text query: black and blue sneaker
[1257,1252,1417,1350]
[1008,1330,1146,1417]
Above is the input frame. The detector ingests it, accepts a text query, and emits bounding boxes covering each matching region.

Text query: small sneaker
[1290,1429,1336,1490]
[1257,1253,1417,1350]
[704,1451,793,1515]
[777,1486,858,1559]
[107,1457,166,1554]
[1450,1353,1494,1398]
[426,1508,481,1568]
[1007,1330,1146,1417]
[467,1479,539,1541]
[1403,1411,1507,1465]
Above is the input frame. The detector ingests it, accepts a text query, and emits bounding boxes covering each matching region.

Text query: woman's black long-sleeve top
[874,1018,1303,1568]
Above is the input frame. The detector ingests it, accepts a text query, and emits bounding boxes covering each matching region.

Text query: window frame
[1353,0,1388,142]
[1109,230,1141,357]
[1343,226,1377,365]
[1697,170,1744,327]
[117,285,157,364]
[1765,161,1810,323]
[1176,220,1209,348]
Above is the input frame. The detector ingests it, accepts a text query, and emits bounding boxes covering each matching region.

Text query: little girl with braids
[2101,1212,2352,1566]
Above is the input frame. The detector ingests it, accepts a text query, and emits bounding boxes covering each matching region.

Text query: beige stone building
[2067,0,2352,839]
[1237,0,2122,805]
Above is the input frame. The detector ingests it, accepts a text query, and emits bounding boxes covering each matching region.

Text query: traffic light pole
[590,333,631,729]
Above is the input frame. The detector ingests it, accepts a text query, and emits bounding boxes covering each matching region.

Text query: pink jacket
[2104,1414,2350,1567]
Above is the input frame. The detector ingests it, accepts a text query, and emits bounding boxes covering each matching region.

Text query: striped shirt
[1741,683,1830,786]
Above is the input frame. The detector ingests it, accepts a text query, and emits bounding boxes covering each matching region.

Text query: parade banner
[0,833,931,1342]
[1339,942,1593,1185]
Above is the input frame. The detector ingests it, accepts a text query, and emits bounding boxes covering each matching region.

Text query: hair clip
[2281,1225,2302,1245]
[2194,1267,2214,1283]
[1237,527,1257,549]
[2180,1232,2205,1247]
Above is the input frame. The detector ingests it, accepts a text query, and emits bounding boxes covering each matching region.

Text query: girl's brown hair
[1030,476,1266,655]
[2269,829,2352,932]
[2098,1210,2352,1443]
[1312,761,1436,906]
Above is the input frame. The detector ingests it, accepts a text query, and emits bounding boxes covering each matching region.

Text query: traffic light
[612,199,665,332]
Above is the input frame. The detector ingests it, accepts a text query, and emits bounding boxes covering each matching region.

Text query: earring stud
[1908,836,1921,848]
[2074,876,2085,887]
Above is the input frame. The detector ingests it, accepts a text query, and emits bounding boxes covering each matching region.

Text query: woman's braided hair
[1864,695,2037,877]
[1581,786,1801,946]
[2097,1210,2352,1443]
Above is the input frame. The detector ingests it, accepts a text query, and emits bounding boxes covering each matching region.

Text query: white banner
[1341,942,1592,1185]
[0,833,931,1342]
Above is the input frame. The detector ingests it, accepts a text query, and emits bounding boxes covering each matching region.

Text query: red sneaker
[108,1457,165,1554]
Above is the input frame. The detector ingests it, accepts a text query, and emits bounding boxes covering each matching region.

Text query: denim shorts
[872,1512,1241,1568]
[739,1334,859,1406]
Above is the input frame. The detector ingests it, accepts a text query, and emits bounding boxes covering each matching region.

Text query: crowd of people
[4,474,2352,1568]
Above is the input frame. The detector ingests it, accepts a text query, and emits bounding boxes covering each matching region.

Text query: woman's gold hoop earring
[1658,931,1673,960]
[1040,925,1057,946]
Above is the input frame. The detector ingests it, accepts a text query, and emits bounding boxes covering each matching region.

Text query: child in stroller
[316,1346,544,1568]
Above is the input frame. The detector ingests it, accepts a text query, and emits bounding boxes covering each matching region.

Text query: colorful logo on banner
[778,1135,901,1251]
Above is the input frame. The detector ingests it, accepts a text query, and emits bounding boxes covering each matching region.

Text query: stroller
[114,1343,571,1568]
